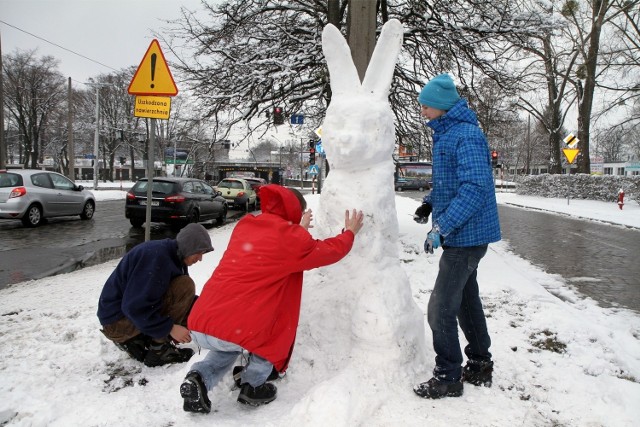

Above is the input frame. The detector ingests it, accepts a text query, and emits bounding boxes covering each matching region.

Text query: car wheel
[216,205,227,225]
[243,200,249,212]
[130,218,144,228]
[21,204,43,227]
[250,198,257,211]
[80,201,95,220]
[418,187,425,192]
[188,210,200,224]
[395,186,403,192]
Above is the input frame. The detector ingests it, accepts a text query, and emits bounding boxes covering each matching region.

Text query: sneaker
[232,365,280,388]
[463,359,493,387]
[181,371,211,413]
[237,382,277,406]
[115,334,151,362]
[143,341,194,367]
[413,377,463,399]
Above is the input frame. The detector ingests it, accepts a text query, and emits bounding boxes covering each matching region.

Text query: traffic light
[273,107,284,125]
[309,140,316,165]
[491,150,499,168]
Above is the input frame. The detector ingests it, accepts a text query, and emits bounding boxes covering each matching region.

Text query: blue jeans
[427,245,492,383]
[189,331,274,390]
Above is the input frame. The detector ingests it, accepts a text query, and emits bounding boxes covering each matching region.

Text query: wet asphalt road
[1,194,639,313]
[0,199,244,289]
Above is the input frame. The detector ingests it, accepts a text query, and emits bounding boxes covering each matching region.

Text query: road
[0,200,244,289]
[2,194,639,314]
[400,191,640,313]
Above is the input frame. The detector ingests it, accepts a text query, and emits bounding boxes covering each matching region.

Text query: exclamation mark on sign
[150,53,157,89]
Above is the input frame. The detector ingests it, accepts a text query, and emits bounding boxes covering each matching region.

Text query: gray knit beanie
[176,223,214,259]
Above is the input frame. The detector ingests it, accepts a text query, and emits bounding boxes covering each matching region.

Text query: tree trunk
[576,0,607,174]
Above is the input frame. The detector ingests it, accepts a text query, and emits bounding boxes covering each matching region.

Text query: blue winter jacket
[97,239,187,338]
[423,99,501,247]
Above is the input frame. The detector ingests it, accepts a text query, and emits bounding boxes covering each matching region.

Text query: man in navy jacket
[98,223,213,367]
[412,74,501,399]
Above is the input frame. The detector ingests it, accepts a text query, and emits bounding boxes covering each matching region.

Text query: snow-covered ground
[0,189,638,427]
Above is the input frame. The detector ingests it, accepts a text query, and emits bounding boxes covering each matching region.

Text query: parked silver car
[0,169,96,227]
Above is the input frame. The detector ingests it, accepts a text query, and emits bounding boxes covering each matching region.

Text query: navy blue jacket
[97,239,187,339]
[424,99,501,247]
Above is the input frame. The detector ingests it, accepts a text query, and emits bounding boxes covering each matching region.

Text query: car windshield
[0,173,22,187]
[132,180,177,195]
[219,180,243,189]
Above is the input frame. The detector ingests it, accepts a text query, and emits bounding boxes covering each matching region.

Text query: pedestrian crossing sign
[308,164,320,175]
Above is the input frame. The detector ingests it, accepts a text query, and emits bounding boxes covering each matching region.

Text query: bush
[515,174,640,204]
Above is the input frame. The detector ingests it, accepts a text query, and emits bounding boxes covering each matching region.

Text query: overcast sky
[0,0,210,86]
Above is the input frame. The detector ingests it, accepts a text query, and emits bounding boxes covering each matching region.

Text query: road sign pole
[145,119,156,242]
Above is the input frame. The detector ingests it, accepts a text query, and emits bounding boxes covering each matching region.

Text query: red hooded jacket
[188,185,355,371]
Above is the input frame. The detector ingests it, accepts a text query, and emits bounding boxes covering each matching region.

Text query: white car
[0,169,96,227]
[214,178,257,211]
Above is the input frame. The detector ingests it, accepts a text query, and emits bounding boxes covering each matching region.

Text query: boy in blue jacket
[412,74,501,399]
[98,223,213,367]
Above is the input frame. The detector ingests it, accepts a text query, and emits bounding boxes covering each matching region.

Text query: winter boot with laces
[462,359,493,387]
[143,341,194,367]
[413,377,463,399]
[115,334,151,362]
[237,382,277,406]
[181,371,211,413]
[232,365,281,388]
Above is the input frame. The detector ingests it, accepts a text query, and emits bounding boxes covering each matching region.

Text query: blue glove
[424,228,442,254]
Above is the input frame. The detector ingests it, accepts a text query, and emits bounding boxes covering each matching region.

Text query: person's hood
[259,184,302,224]
[176,223,214,259]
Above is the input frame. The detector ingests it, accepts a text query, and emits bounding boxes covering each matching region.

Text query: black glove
[413,203,432,224]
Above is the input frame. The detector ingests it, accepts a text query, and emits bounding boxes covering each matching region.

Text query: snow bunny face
[321,20,404,172]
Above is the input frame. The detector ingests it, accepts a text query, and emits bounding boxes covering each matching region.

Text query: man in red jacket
[180,185,364,413]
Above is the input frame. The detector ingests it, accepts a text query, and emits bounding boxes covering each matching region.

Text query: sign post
[562,133,580,205]
[128,39,179,241]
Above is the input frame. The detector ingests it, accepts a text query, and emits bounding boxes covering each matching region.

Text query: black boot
[115,334,151,362]
[463,359,493,387]
[181,371,211,413]
[237,382,277,406]
[414,377,463,399]
[232,365,280,388]
[144,341,194,367]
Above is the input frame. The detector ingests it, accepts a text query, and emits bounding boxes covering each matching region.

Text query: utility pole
[67,77,75,180]
[0,31,6,170]
[347,0,377,82]
[92,85,100,189]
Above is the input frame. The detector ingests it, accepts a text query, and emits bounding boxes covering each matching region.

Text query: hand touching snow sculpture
[293,19,427,425]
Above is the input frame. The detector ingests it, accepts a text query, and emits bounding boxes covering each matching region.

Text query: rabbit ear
[362,19,404,98]
[322,24,362,95]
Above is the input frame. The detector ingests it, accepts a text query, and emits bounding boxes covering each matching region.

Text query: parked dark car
[0,169,95,227]
[394,177,431,192]
[125,177,227,230]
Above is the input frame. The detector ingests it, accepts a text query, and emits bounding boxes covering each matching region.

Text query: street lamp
[86,82,111,189]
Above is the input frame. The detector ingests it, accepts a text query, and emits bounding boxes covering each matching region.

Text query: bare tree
[160,0,548,152]
[562,0,640,173]
[2,49,66,169]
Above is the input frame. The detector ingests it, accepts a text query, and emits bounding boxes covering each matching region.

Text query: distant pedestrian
[179,185,364,413]
[412,73,501,399]
[97,223,213,367]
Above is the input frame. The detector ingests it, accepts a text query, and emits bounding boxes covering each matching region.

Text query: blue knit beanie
[418,73,460,111]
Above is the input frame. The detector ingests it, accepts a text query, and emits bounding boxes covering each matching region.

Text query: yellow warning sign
[128,39,178,96]
[134,96,171,120]
[562,148,580,164]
